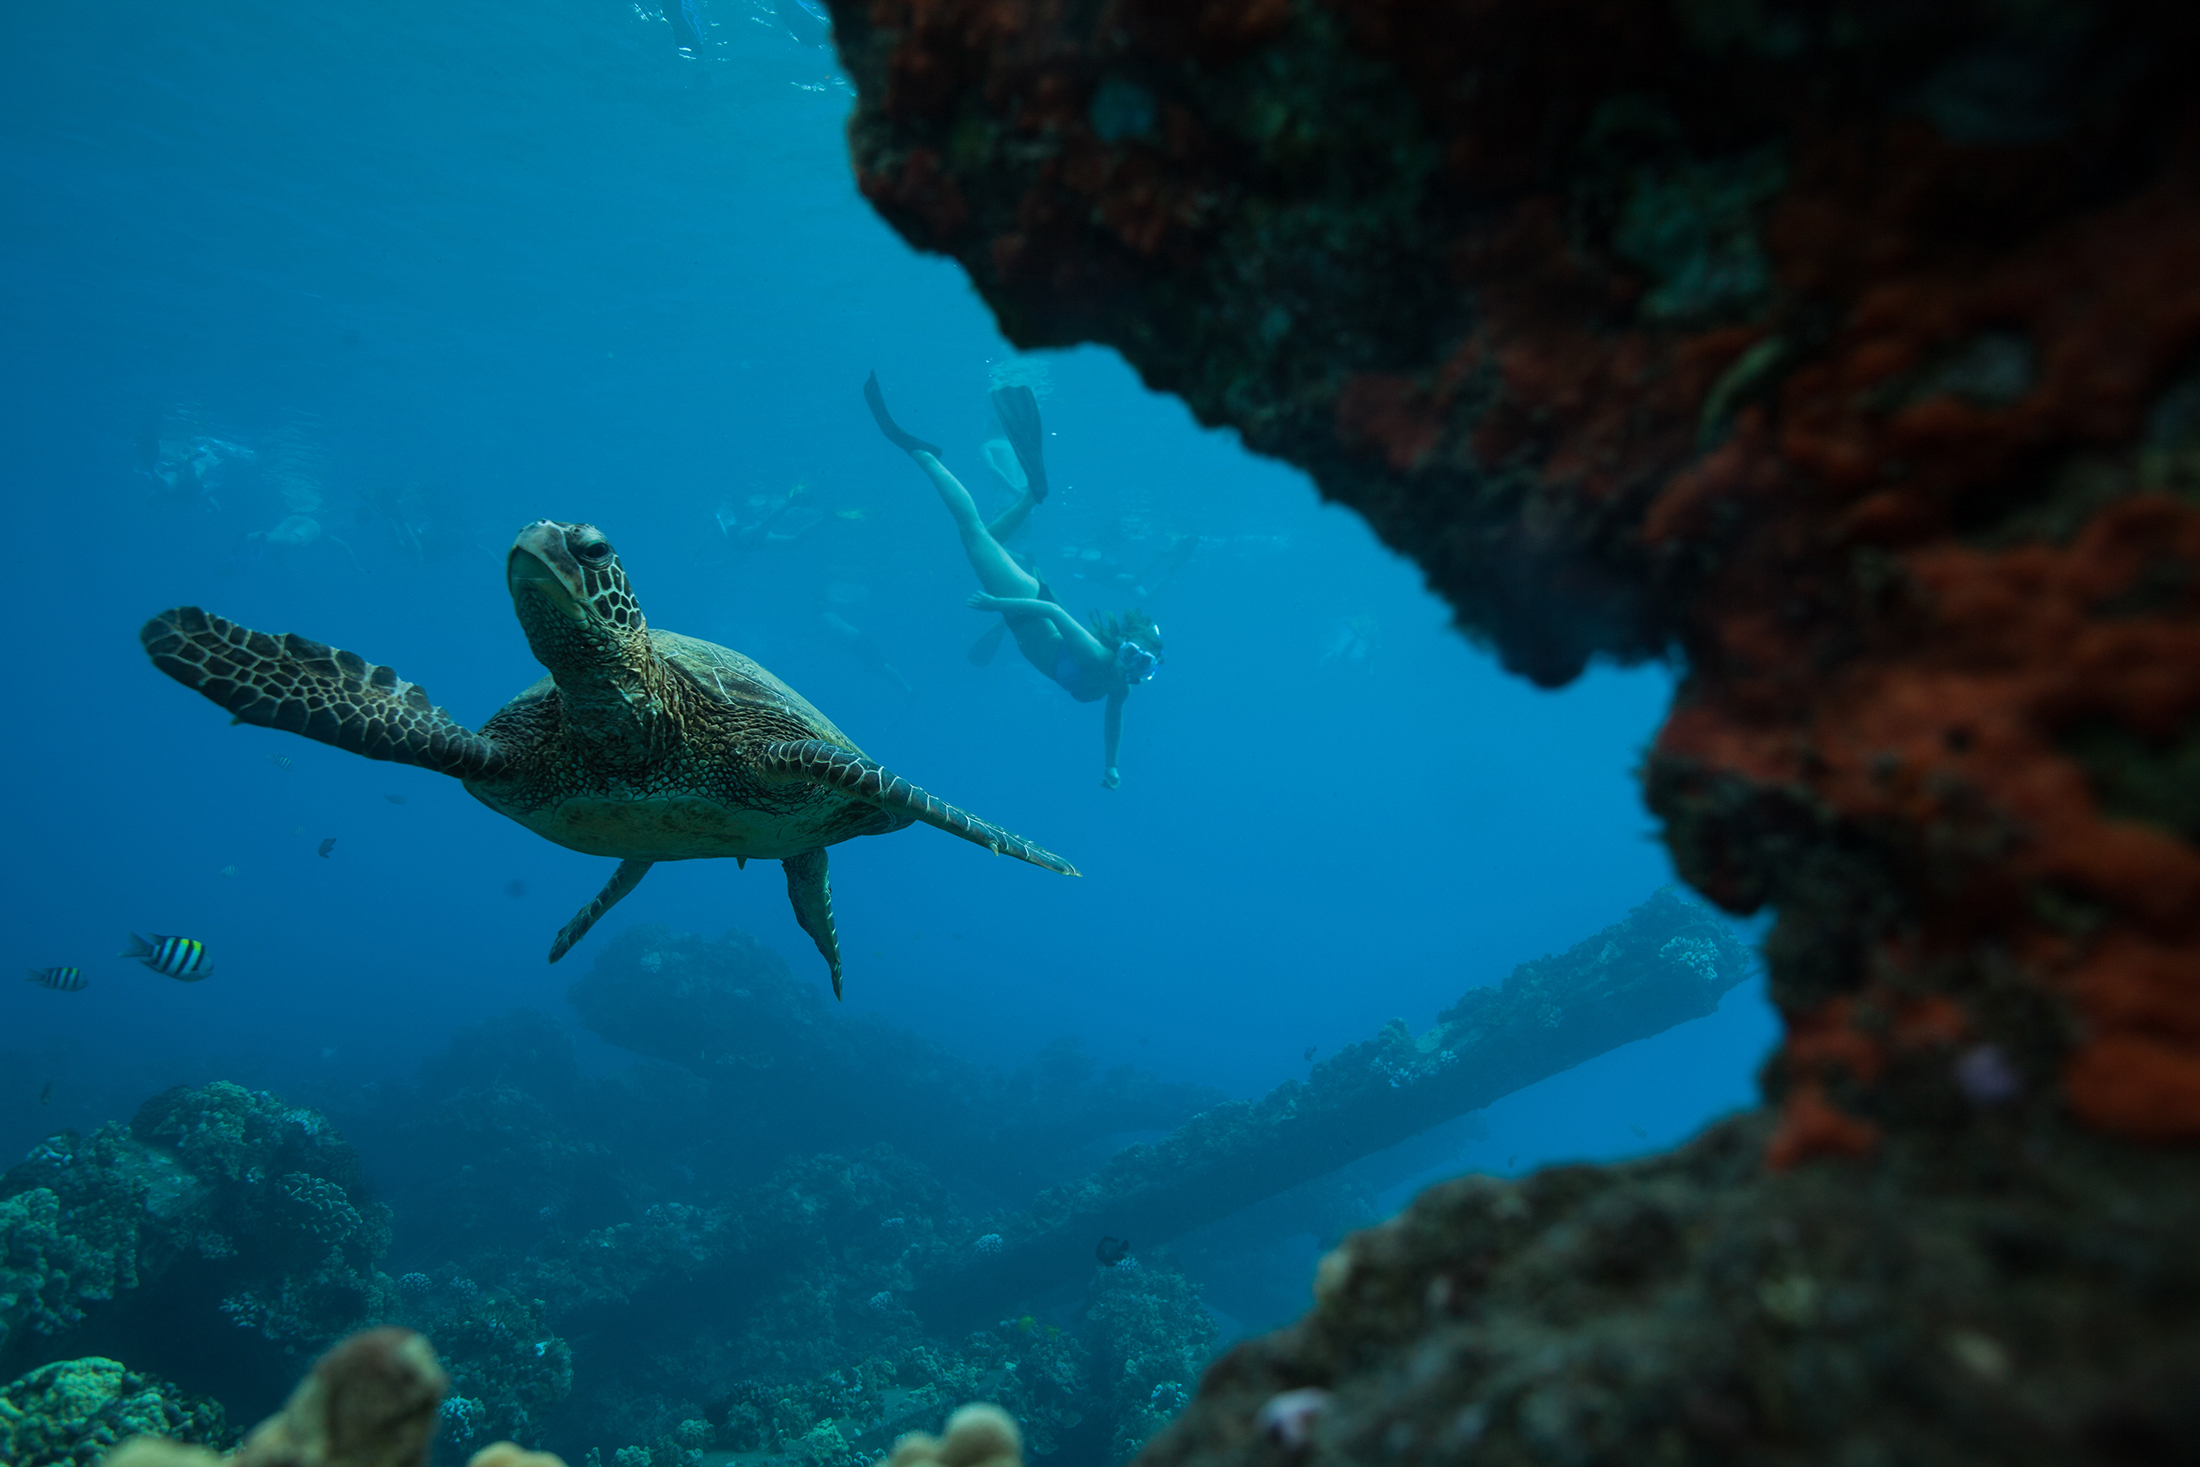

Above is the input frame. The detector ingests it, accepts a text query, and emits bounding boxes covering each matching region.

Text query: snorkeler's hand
[1102,767,1120,790]
[967,592,1007,612]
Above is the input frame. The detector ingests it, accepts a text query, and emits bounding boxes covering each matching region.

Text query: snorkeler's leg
[866,372,1040,595]
[989,384,1049,500]
[548,858,653,963]
[967,621,1010,666]
[911,452,1042,599]
[985,491,1040,542]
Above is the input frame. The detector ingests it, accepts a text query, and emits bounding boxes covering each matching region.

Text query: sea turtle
[140,519,1077,996]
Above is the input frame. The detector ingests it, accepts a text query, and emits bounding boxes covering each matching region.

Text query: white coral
[1659,936,1721,979]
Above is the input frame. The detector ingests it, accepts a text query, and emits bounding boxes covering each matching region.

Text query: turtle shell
[465,628,894,862]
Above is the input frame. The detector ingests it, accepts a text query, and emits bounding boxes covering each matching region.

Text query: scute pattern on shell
[140,607,508,778]
[477,668,896,845]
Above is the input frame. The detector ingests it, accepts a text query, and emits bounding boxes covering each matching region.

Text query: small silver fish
[27,967,87,992]
[267,754,292,770]
[122,934,212,981]
[318,838,337,858]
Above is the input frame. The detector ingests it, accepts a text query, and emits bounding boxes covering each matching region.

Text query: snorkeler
[864,371,1163,789]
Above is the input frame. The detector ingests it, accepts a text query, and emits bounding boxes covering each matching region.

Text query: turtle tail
[141,606,510,780]
[757,739,1079,877]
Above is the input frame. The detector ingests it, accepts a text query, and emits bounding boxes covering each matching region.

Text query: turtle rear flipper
[548,857,653,963]
[759,739,1079,877]
[782,847,844,999]
[142,607,509,779]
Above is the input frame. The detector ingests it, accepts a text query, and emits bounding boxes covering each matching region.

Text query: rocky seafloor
[0,930,1213,1467]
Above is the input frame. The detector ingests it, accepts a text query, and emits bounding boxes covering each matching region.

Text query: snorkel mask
[1116,638,1162,686]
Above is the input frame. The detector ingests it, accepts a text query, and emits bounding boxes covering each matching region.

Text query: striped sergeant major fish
[123,934,213,982]
[27,967,87,991]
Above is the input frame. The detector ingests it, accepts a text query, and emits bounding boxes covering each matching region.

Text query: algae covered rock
[0,1355,229,1467]
[1140,1112,2200,1467]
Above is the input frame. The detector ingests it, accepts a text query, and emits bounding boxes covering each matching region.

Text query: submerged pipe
[911,888,1751,1325]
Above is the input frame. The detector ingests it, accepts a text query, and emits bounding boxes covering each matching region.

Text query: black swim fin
[967,620,1009,666]
[865,371,943,457]
[989,384,1049,501]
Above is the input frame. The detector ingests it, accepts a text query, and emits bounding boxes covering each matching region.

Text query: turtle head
[507,521,652,684]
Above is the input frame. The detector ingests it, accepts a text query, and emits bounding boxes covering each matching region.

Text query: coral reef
[563,927,1225,1197]
[1083,1261,1216,1467]
[0,1356,231,1467]
[0,891,1755,1466]
[462,1448,566,1467]
[82,1324,1040,1467]
[373,1282,570,1453]
[0,1083,390,1404]
[887,1403,1023,1467]
[0,1080,563,1455]
[105,1327,446,1467]
[709,1319,1089,1467]
[820,0,2200,1456]
[386,1009,624,1256]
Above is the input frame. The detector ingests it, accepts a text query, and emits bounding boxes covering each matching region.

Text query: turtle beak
[507,521,587,622]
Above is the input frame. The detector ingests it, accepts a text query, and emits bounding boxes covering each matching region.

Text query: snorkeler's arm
[967,595,1114,663]
[1102,688,1125,789]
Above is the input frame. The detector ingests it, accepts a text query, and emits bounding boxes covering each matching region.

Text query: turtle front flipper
[142,607,509,779]
[782,847,844,999]
[549,857,654,963]
[758,740,1080,876]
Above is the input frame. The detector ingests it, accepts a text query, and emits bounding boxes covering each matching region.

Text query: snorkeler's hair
[1090,608,1163,652]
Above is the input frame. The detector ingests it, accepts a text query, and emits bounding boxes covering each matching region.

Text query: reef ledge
[823,0,2200,1456]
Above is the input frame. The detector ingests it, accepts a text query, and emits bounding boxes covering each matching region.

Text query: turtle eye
[575,538,613,564]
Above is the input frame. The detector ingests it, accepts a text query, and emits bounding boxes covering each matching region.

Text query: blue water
[1,0,1774,1395]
